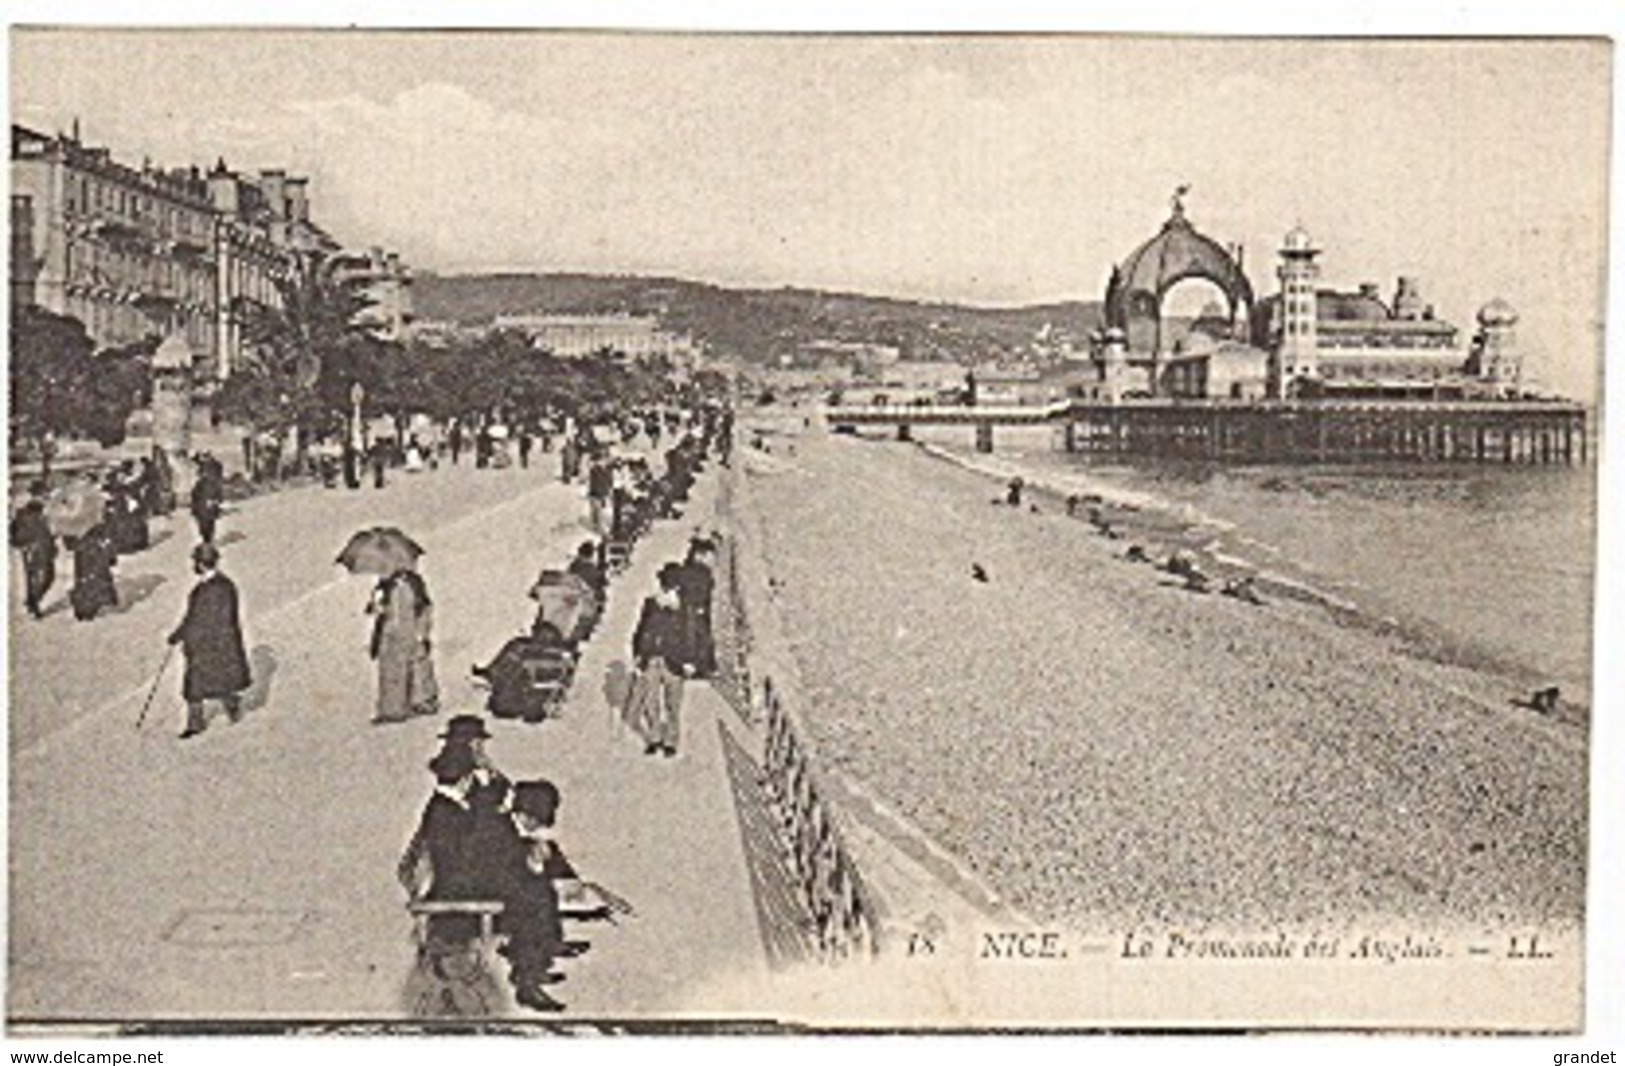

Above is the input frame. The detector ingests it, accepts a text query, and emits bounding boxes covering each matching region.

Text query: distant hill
[411,272,1105,365]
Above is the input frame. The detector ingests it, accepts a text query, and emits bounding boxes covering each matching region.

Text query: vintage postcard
[5,27,1611,1034]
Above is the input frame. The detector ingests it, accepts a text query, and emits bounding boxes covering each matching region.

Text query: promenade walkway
[8,458,766,1023]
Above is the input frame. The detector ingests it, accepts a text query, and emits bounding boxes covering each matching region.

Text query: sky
[8,30,1613,400]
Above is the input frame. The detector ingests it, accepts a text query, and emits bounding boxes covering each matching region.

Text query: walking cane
[134,645,176,732]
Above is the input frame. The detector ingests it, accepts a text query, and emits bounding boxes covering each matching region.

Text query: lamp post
[344,381,365,489]
[152,331,195,499]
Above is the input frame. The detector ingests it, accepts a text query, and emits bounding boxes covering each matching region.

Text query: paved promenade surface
[8,458,766,1022]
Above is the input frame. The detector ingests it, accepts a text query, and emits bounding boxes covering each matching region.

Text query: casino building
[1082,193,1527,403]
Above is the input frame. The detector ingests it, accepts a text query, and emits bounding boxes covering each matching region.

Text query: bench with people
[399,715,612,1015]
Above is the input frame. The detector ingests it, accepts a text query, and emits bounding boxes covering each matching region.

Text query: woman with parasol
[338,528,440,724]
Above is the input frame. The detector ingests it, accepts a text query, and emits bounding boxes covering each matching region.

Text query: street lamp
[350,381,365,447]
[343,380,366,490]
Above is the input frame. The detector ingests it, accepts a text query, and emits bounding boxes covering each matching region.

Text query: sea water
[1000,445,1599,704]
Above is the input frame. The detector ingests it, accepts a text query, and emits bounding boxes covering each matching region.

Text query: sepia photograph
[3,13,1617,1040]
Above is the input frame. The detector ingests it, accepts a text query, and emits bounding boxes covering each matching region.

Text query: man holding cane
[169,543,252,739]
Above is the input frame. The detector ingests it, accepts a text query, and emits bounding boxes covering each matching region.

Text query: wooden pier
[825,399,1588,465]
[1060,400,1587,464]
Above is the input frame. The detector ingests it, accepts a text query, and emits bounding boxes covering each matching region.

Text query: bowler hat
[439,714,492,742]
[192,543,221,569]
[442,715,490,741]
[511,779,561,826]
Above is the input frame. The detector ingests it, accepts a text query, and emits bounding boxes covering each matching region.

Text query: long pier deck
[825,398,1588,464]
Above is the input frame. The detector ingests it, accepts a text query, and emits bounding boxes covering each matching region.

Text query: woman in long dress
[370,569,440,723]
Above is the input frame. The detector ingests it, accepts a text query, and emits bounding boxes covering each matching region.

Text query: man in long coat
[169,543,252,739]
[10,481,58,619]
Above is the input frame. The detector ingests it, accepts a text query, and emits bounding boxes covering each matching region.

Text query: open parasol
[337,526,425,575]
[44,477,107,539]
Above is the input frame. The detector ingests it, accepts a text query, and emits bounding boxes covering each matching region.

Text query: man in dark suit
[672,537,717,680]
[494,779,572,1012]
[190,465,224,545]
[414,745,484,945]
[10,480,58,619]
[169,543,252,739]
[628,568,689,757]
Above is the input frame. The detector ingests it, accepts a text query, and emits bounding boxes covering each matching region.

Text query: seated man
[566,542,606,636]
[410,746,486,945]
[494,780,578,1012]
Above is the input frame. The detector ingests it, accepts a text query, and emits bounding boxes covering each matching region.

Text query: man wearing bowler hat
[169,543,251,739]
[437,714,510,807]
[496,779,573,1012]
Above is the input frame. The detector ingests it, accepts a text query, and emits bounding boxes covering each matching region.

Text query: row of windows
[1318,335,1458,351]
[63,172,211,241]
[60,231,283,305]
[1321,363,1459,381]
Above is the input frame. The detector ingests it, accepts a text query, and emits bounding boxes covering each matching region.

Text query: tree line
[9,252,725,474]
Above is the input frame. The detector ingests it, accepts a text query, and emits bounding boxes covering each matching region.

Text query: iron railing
[758,675,882,962]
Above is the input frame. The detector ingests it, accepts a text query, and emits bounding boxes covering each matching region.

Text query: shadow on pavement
[602,659,632,720]
[104,573,168,616]
[242,645,279,715]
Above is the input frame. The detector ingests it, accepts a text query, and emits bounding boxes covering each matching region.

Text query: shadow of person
[240,645,279,714]
[103,573,168,616]
[217,530,248,547]
[603,659,632,721]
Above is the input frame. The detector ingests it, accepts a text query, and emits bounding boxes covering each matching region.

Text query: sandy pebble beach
[739,420,1587,936]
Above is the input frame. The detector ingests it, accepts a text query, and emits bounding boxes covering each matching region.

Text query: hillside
[411,272,1104,365]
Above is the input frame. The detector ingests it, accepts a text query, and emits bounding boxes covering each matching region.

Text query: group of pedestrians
[8,449,224,624]
[13,395,737,1015]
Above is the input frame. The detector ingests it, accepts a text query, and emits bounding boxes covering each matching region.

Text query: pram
[473,633,576,723]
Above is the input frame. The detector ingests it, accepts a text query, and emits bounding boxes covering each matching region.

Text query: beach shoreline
[913,434,1594,717]
[738,416,1587,938]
